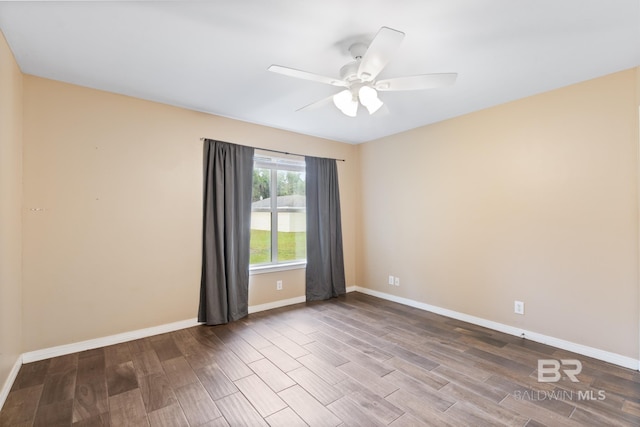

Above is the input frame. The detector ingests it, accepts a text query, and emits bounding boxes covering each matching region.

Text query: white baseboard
[16,285,632,406]
[22,290,357,365]
[248,296,307,314]
[248,286,357,314]
[0,355,23,411]
[22,318,200,364]
[354,286,639,371]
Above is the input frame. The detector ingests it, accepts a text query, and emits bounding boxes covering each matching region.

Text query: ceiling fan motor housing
[339,61,360,83]
[341,42,372,83]
[349,42,368,60]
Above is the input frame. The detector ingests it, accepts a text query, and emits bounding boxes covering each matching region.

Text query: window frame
[250,155,306,273]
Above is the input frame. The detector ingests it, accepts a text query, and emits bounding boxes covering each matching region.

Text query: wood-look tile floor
[2,292,639,426]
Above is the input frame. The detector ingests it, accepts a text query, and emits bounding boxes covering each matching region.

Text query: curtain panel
[198,139,254,325]
[305,156,346,301]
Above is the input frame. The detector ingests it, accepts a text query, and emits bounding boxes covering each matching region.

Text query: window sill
[250,262,306,275]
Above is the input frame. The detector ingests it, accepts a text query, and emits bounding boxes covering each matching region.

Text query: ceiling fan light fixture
[358,85,383,115]
[333,89,358,117]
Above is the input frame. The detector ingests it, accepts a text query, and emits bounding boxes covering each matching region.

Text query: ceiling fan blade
[268,65,347,87]
[357,27,405,82]
[295,92,340,112]
[375,73,458,91]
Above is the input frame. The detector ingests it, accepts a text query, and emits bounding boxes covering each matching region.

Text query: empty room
[1,1,639,426]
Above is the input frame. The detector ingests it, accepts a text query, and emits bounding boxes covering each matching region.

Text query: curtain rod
[200,138,346,162]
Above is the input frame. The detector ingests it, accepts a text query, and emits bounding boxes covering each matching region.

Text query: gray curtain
[305,156,346,300]
[198,139,254,325]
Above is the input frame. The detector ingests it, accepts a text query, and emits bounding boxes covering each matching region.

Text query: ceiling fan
[268,26,457,117]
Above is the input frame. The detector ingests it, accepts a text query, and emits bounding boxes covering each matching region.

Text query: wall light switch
[388,275,394,285]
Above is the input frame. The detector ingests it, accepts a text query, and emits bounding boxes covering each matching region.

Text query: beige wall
[22,76,359,352]
[0,31,23,387]
[11,52,640,363]
[359,68,639,359]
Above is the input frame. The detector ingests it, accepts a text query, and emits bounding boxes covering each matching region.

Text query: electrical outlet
[394,277,400,286]
[514,300,524,315]
[276,280,283,291]
[388,275,394,285]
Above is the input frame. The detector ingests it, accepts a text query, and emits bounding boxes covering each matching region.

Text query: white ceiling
[1,1,639,144]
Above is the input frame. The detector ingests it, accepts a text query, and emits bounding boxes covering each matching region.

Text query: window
[250,156,306,267]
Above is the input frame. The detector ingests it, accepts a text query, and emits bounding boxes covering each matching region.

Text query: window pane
[252,167,271,203]
[250,162,306,266]
[277,170,305,198]
[250,211,271,264]
[277,170,306,262]
[250,167,271,264]
[277,211,306,261]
